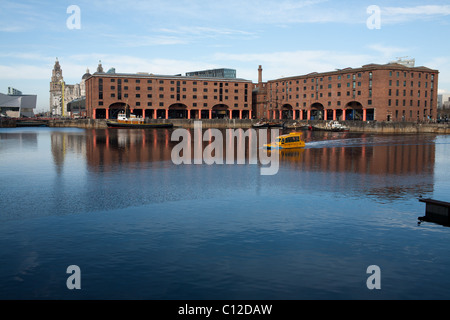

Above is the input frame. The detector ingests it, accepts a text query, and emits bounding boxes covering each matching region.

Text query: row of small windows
[98,101,249,108]
[389,71,435,80]
[389,80,433,89]
[274,90,373,100]
[395,110,429,120]
[389,89,430,97]
[272,71,435,88]
[274,73,371,86]
[388,99,429,107]
[276,81,370,92]
[100,93,244,100]
[108,86,244,93]
[101,78,248,87]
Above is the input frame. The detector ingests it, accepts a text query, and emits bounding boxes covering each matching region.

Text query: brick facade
[85,70,253,120]
[85,62,439,122]
[253,63,439,122]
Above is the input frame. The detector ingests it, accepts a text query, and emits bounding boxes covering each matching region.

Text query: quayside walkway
[44,118,450,133]
[2,117,449,133]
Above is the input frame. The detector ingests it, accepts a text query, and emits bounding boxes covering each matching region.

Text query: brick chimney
[258,65,263,84]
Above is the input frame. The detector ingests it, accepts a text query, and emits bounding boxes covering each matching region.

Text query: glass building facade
[186,68,236,79]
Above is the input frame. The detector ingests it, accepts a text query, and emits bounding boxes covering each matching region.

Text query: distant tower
[50,58,64,116]
[80,68,91,96]
[96,60,104,73]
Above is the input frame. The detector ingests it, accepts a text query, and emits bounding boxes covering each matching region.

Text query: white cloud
[230,0,363,24]
[97,33,189,47]
[0,25,26,32]
[0,65,51,80]
[158,26,256,37]
[381,5,450,23]
[102,26,259,48]
[366,44,410,59]
[90,0,354,25]
[49,54,220,82]
[0,52,54,62]
[214,50,373,80]
[383,5,450,16]
[0,0,61,33]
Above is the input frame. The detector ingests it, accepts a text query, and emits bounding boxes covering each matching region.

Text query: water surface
[0,127,449,299]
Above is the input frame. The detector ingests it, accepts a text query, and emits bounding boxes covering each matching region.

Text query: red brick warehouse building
[85,63,253,120]
[253,62,439,122]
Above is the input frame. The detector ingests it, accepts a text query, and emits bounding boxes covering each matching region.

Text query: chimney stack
[258,65,263,84]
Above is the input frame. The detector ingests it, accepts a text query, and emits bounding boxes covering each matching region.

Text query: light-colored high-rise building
[49,58,90,116]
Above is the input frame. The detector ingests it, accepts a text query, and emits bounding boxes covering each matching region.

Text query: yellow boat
[264,132,305,149]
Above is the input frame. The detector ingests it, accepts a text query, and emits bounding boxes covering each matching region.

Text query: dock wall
[19,119,450,134]
[47,119,255,129]
[0,118,16,128]
[309,120,450,134]
[48,119,108,129]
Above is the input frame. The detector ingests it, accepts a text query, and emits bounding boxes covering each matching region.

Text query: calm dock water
[0,127,449,299]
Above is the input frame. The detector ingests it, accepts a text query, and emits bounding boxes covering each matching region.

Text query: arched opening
[212,104,229,119]
[232,110,240,119]
[168,103,188,119]
[145,109,155,119]
[108,102,131,119]
[190,109,200,119]
[326,109,334,120]
[301,110,308,120]
[345,101,363,121]
[281,104,293,119]
[310,103,324,120]
[95,108,106,119]
[201,110,209,119]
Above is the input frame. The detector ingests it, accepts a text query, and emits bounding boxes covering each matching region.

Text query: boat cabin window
[277,135,301,144]
[284,136,300,143]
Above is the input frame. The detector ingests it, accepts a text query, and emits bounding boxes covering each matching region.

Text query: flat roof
[0,93,37,109]
[88,72,251,82]
[271,63,439,82]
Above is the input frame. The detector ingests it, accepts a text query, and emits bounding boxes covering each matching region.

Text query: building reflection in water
[85,129,174,172]
[49,128,436,202]
[51,131,87,175]
[0,132,38,151]
[282,133,436,201]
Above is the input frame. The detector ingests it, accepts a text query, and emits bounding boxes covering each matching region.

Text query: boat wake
[305,138,368,149]
[305,135,436,149]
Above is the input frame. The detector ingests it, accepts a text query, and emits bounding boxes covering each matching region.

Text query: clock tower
[50,58,64,116]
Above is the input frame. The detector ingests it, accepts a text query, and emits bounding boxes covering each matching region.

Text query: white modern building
[0,91,37,118]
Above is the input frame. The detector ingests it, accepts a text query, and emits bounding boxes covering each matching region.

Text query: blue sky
[1,0,450,112]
